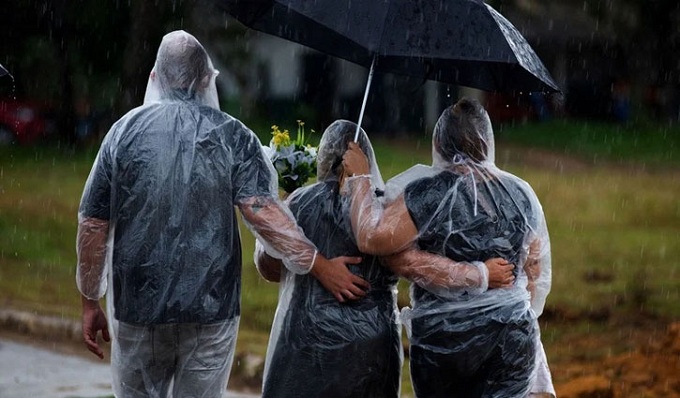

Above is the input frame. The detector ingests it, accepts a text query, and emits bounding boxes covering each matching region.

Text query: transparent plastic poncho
[255,120,402,398]
[76,30,319,396]
[344,99,552,397]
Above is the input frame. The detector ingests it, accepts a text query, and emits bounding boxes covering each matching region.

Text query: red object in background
[484,92,535,123]
[0,99,56,145]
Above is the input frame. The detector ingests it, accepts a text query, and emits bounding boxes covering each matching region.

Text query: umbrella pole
[354,56,376,142]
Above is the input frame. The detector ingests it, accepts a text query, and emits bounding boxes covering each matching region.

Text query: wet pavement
[0,338,259,398]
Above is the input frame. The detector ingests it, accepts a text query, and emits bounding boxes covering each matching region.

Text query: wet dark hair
[433,97,490,163]
[317,120,373,181]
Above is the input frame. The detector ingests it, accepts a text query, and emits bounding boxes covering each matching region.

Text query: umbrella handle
[354,56,376,142]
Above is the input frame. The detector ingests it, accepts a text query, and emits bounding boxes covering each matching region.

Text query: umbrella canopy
[217,0,559,93]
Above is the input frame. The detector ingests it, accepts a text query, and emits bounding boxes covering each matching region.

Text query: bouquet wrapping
[263,120,317,194]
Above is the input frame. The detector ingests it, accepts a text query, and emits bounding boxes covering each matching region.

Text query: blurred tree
[186,0,253,117]
[0,0,129,144]
[117,1,168,116]
[0,0,254,145]
[577,0,679,120]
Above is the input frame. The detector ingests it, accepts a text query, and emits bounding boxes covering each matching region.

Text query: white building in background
[208,1,618,132]
[234,32,452,134]
[206,0,650,132]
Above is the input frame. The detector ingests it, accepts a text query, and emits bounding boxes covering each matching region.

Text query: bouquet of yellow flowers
[262,120,317,194]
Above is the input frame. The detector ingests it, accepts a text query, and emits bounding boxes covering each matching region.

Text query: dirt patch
[542,308,680,398]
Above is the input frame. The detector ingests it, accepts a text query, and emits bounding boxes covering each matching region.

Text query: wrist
[81,295,100,309]
[309,250,319,272]
[473,261,489,292]
[345,174,372,187]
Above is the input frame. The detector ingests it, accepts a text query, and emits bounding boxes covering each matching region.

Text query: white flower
[261,145,274,159]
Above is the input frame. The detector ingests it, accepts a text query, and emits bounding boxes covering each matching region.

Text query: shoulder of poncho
[411,168,458,188]
[289,182,329,203]
[103,105,151,141]
[496,168,536,195]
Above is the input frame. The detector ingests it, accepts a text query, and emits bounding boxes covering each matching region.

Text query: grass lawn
[0,119,679,396]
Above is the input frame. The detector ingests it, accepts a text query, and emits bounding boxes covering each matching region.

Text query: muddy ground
[1,307,679,398]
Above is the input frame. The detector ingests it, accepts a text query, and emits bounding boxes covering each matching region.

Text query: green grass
[496,119,680,167]
[1,119,679,396]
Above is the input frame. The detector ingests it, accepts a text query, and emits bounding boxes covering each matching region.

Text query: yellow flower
[272,130,290,146]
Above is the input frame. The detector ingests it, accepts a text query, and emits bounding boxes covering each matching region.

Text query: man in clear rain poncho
[342,98,553,397]
[253,120,516,398]
[75,30,366,397]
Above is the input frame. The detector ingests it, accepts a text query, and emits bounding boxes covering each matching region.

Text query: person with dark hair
[75,31,368,397]
[254,120,515,398]
[342,97,552,397]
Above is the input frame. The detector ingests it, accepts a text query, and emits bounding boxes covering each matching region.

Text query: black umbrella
[218,0,560,138]
[0,64,9,78]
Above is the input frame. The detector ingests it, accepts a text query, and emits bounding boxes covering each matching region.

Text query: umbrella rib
[375,1,393,62]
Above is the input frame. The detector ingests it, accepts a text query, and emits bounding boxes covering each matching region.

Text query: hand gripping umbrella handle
[354,56,376,142]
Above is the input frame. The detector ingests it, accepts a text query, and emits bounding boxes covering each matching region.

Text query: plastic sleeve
[382,248,489,297]
[75,215,110,300]
[343,175,416,255]
[254,239,283,282]
[238,196,317,275]
[525,204,552,316]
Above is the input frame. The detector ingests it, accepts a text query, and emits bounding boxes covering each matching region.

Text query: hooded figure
[76,31,365,397]
[342,98,552,397]
[254,120,402,398]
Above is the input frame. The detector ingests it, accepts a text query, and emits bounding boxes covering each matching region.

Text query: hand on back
[312,255,370,303]
[485,258,515,289]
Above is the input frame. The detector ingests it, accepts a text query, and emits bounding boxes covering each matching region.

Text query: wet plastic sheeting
[78,102,276,324]
[348,99,551,396]
[259,121,401,397]
[262,183,401,398]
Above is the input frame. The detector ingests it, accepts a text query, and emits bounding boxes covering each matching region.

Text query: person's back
[260,120,401,398]
[399,99,541,398]
[77,30,281,398]
[103,101,256,324]
[341,98,552,397]
[289,181,397,290]
[404,167,535,309]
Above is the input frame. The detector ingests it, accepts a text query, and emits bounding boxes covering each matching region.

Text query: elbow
[356,234,401,257]
[355,237,374,255]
